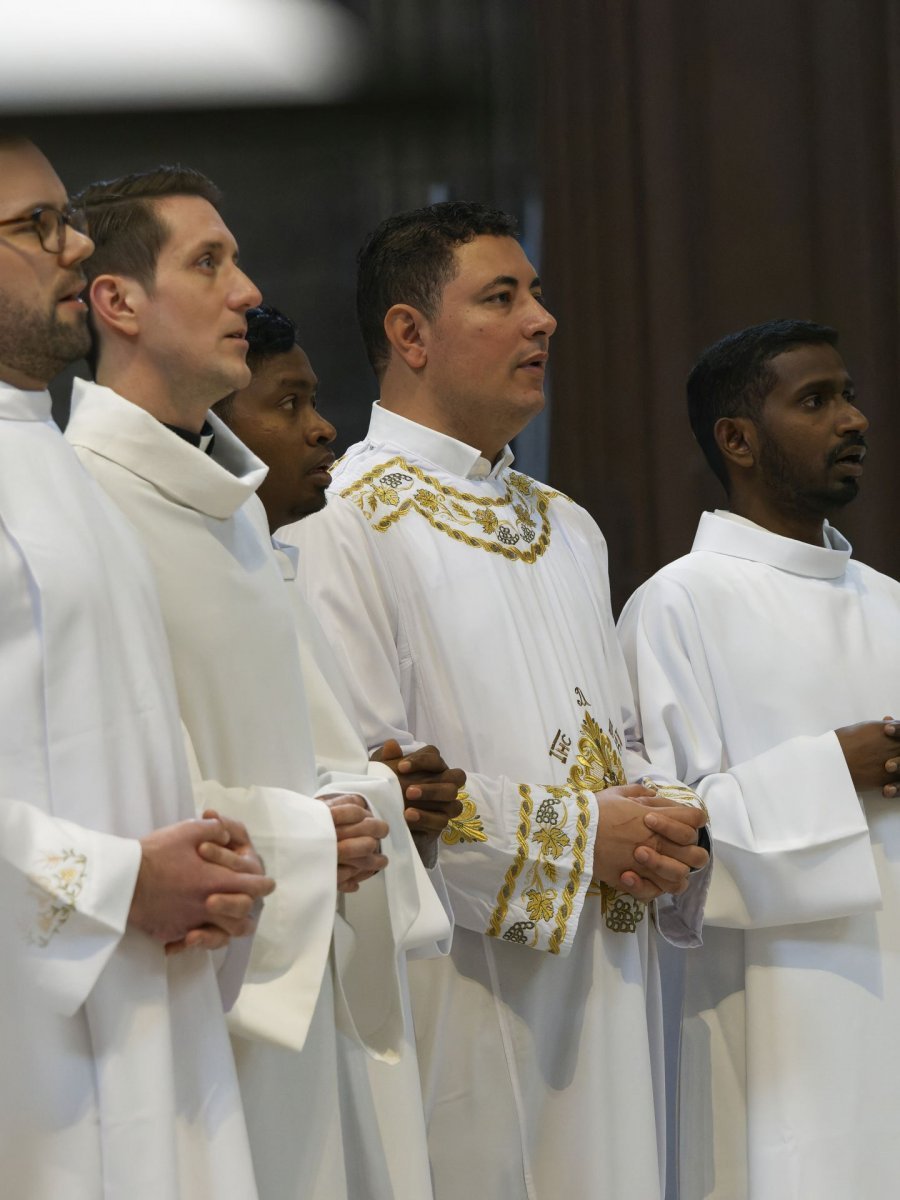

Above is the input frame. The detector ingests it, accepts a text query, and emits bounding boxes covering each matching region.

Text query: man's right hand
[129,816,275,945]
[593,785,709,903]
[836,719,900,793]
[319,793,389,893]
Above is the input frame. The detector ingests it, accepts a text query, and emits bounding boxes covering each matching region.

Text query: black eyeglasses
[0,204,89,254]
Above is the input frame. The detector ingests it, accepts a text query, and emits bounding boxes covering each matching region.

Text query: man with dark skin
[619,319,900,1200]
[214,302,461,1199]
[214,303,465,862]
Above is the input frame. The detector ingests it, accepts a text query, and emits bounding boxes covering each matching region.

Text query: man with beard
[0,137,273,1199]
[619,319,900,1199]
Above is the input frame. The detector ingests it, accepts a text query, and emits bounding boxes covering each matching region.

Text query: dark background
[17,0,900,611]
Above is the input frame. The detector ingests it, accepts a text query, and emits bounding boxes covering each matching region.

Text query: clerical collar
[691,510,852,580]
[163,419,216,455]
[67,379,268,521]
[368,403,515,480]
[0,380,52,422]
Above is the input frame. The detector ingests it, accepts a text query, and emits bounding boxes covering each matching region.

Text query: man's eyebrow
[2,199,62,219]
[479,274,519,291]
[796,374,854,388]
[190,238,240,260]
[276,375,316,389]
[478,274,543,292]
[792,373,855,392]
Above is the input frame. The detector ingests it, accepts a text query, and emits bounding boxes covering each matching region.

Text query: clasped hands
[371,738,466,865]
[130,809,274,955]
[837,717,900,796]
[318,793,390,893]
[594,784,709,903]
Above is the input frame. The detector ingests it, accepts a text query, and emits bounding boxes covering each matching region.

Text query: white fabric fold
[282,402,709,1200]
[0,380,256,1199]
[619,508,900,1199]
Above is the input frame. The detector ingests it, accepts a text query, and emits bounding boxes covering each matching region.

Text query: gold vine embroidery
[548,786,592,954]
[489,780,587,953]
[487,784,534,938]
[441,790,487,845]
[568,711,646,934]
[340,457,562,564]
[26,849,88,947]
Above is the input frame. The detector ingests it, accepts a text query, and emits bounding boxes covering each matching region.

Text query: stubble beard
[757,432,859,519]
[0,289,91,384]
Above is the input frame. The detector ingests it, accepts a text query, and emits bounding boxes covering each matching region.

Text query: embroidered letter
[548,729,572,764]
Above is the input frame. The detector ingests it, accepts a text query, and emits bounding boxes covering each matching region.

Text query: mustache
[828,434,867,465]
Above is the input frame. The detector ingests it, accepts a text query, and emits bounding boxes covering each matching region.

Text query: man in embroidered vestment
[619,318,900,1200]
[282,201,711,1200]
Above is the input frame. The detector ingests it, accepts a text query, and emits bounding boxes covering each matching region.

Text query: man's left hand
[371,738,466,864]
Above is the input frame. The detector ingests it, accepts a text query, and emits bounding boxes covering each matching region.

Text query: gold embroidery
[488,779,591,952]
[548,786,591,954]
[26,849,88,947]
[567,711,645,934]
[487,784,534,937]
[569,711,626,791]
[497,782,570,948]
[340,457,563,564]
[548,729,572,764]
[441,790,488,845]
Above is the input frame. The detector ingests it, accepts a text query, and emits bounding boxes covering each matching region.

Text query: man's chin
[291,490,328,522]
[222,360,252,393]
[49,320,92,365]
[833,478,861,504]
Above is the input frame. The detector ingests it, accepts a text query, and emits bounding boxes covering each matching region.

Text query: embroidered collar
[692,509,852,580]
[66,378,267,520]
[0,381,53,422]
[367,403,515,481]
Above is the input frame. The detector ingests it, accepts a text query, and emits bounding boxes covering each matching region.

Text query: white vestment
[0,382,257,1199]
[282,403,709,1200]
[618,510,900,1199]
[274,536,453,1200]
[67,379,448,1200]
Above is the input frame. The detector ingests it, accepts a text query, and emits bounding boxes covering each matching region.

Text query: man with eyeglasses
[0,136,273,1198]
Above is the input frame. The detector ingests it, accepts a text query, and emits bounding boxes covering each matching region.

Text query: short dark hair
[687,318,839,489]
[356,200,519,377]
[214,304,299,422]
[73,165,222,292]
[245,303,298,369]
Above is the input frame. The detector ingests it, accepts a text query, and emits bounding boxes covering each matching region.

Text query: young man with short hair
[619,318,900,1198]
[284,201,711,1200]
[0,138,272,1199]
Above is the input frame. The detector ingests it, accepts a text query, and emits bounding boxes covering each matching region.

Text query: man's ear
[383,303,428,370]
[88,273,144,339]
[714,415,758,474]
